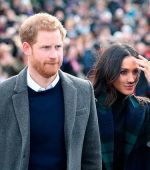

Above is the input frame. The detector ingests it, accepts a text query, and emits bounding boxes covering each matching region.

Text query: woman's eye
[120,70,127,75]
[133,69,140,75]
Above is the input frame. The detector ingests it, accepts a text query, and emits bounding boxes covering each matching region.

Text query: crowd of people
[0,1,150,169]
[0,0,149,81]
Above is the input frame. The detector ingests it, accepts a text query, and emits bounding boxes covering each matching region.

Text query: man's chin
[42,71,58,78]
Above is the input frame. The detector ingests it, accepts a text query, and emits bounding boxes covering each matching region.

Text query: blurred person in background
[89,43,150,170]
[134,40,150,98]
[0,43,24,77]
[61,44,84,77]
[0,12,101,170]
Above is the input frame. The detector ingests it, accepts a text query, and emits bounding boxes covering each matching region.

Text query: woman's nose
[127,74,135,83]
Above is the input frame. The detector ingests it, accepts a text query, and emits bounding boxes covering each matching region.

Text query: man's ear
[22,42,32,56]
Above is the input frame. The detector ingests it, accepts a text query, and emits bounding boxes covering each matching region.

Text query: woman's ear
[22,42,32,56]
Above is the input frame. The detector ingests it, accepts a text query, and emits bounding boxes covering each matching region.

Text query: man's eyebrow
[40,45,51,47]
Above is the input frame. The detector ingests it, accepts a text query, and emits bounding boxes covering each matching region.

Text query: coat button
[146,141,150,147]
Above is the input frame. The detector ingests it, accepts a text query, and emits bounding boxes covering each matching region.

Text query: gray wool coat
[0,68,102,170]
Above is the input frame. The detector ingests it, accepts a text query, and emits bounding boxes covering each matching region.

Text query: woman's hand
[136,55,150,85]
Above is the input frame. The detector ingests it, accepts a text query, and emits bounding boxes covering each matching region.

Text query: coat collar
[124,96,145,157]
[59,70,77,157]
[12,67,30,155]
[97,95,145,170]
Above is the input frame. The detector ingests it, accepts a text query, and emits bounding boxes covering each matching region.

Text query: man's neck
[28,69,58,89]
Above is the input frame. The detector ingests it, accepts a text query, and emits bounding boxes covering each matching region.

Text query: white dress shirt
[27,70,60,92]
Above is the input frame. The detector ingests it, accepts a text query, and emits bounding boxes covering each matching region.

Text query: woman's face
[112,56,140,95]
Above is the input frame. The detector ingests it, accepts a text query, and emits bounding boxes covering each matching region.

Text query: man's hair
[19,13,67,45]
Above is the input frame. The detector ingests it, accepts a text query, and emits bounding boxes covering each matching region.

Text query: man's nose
[49,48,57,59]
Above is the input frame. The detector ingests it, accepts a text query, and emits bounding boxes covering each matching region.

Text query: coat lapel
[97,96,114,170]
[125,95,145,160]
[59,70,77,164]
[12,68,30,150]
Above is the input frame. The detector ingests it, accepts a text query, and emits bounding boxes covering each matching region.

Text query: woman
[90,43,150,170]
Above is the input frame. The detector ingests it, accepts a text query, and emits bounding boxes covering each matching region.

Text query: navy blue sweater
[28,80,66,170]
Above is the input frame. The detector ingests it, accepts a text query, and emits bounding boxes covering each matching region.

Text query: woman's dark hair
[92,43,139,106]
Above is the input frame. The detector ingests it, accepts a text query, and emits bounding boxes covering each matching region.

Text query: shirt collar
[27,70,60,92]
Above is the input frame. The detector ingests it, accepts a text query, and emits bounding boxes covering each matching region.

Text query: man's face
[26,30,63,79]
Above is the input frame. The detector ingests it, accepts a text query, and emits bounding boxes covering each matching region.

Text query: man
[0,13,101,170]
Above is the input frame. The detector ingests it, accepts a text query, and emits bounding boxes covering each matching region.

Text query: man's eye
[44,46,50,49]
[56,45,62,49]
